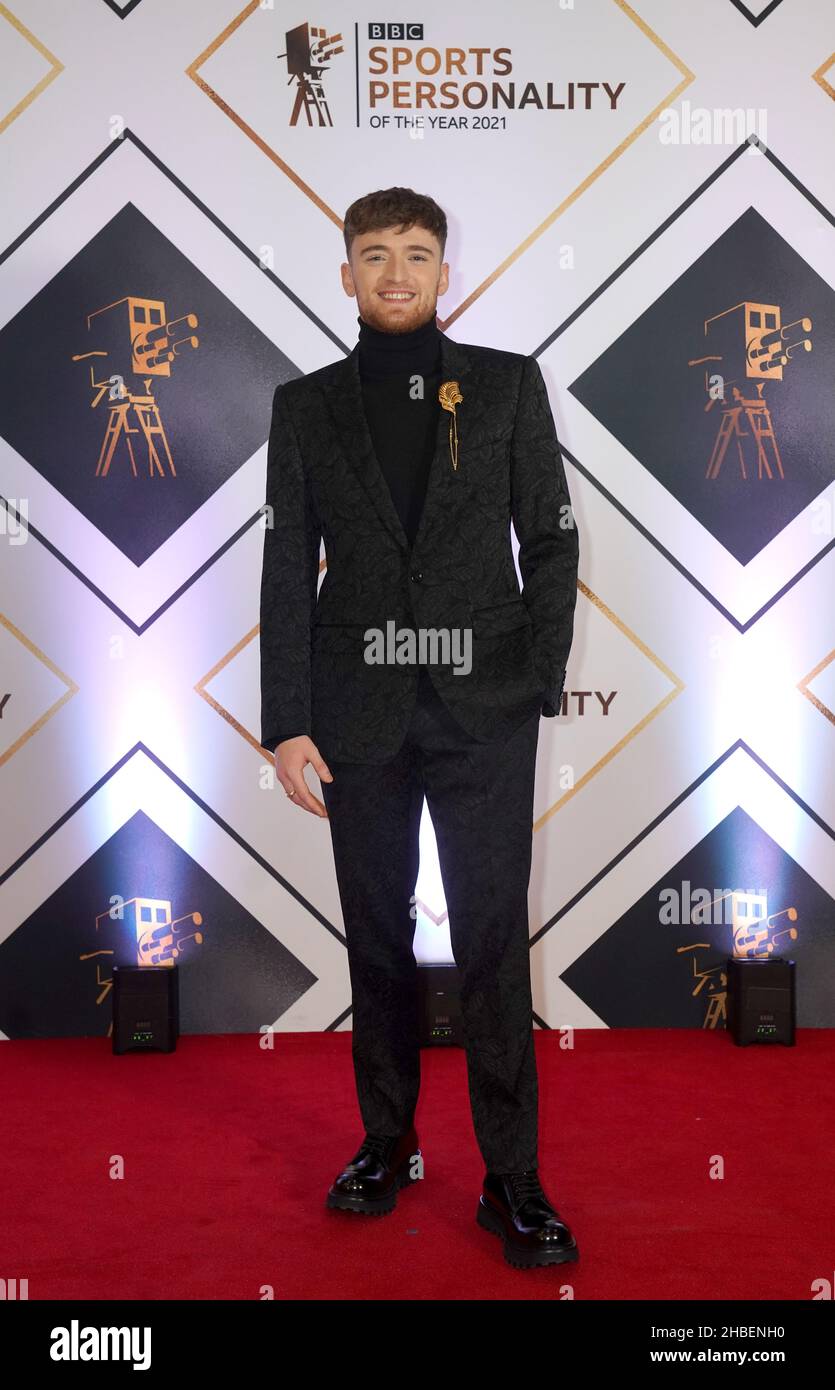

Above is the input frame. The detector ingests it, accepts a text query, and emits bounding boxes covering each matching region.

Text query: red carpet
[1,1029,830,1301]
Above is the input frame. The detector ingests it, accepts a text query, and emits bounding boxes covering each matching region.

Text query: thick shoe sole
[326,1154,420,1216]
[476,1197,580,1268]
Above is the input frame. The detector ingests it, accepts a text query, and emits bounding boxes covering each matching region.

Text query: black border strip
[530,735,833,962]
[537,137,835,355]
[0,128,348,352]
[727,0,785,27]
[0,496,263,636]
[562,451,835,635]
[0,128,348,624]
[0,734,355,1026]
[534,137,835,628]
[0,741,347,947]
[101,0,144,17]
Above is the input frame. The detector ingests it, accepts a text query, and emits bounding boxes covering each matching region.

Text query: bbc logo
[368,24,424,40]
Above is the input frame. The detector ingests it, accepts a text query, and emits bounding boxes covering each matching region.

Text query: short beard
[361,299,437,334]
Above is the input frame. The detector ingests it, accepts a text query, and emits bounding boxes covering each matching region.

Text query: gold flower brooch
[439,380,463,471]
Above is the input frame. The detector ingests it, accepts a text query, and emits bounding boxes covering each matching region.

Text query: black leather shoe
[476,1169,579,1267]
[326,1125,421,1215]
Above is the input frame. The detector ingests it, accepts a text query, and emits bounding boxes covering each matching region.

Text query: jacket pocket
[312,621,364,649]
[471,596,532,636]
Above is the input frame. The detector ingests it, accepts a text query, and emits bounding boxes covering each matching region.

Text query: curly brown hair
[343,187,447,263]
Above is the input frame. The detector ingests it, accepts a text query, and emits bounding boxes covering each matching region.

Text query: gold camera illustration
[72,295,199,478]
[688,300,812,480]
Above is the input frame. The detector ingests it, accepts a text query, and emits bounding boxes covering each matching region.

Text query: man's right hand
[275,736,333,817]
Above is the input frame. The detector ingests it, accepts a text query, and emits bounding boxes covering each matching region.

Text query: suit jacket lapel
[322,330,470,554]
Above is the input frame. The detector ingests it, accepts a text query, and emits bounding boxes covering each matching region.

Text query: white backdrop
[0,0,833,1038]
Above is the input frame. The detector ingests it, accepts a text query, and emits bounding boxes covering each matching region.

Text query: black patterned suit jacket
[259,331,579,764]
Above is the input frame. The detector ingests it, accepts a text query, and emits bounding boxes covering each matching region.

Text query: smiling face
[341,223,449,333]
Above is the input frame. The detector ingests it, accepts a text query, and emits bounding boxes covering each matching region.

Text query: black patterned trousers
[320,664,542,1174]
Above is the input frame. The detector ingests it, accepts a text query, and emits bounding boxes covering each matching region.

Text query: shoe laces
[361,1132,397,1160]
[506,1169,546,1204]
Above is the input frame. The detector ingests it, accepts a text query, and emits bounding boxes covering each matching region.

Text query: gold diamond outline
[812,52,835,101]
[0,613,79,766]
[533,579,685,833]
[798,648,835,726]
[185,0,694,328]
[197,569,685,837]
[197,624,454,928]
[194,556,327,756]
[0,3,64,137]
[195,621,264,754]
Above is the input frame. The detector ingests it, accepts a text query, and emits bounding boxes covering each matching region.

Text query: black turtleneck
[357,313,441,551]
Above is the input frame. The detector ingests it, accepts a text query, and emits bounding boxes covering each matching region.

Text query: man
[260,188,580,1269]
